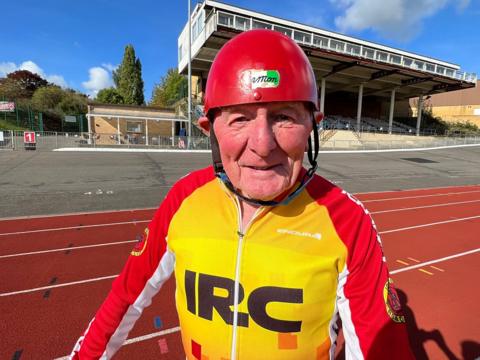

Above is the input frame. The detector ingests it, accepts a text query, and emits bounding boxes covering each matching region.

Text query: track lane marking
[407,257,420,263]
[418,269,434,275]
[370,199,480,214]
[0,240,137,259]
[0,220,150,236]
[390,248,480,275]
[396,260,409,266]
[362,190,480,203]
[0,275,117,297]
[380,215,480,234]
[430,265,445,272]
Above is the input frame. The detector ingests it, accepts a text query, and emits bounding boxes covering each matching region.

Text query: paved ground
[1,146,480,218]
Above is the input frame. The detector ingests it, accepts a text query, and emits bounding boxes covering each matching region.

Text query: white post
[388,89,396,134]
[356,83,364,132]
[187,0,192,147]
[320,78,326,114]
[87,105,92,145]
[117,117,121,145]
[416,95,423,137]
[145,119,149,146]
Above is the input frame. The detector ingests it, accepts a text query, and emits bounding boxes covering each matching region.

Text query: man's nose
[248,116,276,157]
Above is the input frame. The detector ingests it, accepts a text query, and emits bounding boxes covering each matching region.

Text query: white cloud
[0,60,68,88]
[81,67,113,97]
[0,62,18,77]
[332,0,466,41]
[101,63,118,72]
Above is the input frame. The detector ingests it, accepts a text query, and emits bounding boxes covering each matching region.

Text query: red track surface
[1,185,479,360]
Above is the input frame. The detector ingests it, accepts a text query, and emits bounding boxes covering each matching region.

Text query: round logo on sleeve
[383,278,405,323]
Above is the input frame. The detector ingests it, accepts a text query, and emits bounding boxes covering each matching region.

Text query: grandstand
[178,0,476,136]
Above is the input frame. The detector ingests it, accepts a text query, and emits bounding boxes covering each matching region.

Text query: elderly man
[70,30,413,359]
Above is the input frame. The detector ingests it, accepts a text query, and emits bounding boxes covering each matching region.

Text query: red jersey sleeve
[327,189,414,359]
[69,167,216,359]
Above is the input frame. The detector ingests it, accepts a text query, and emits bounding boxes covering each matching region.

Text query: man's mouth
[245,165,278,171]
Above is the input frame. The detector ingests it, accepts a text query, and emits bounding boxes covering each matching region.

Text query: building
[177,0,477,135]
[86,103,189,146]
[411,80,480,126]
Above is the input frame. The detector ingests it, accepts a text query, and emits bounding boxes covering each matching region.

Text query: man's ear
[197,116,211,136]
[314,111,324,124]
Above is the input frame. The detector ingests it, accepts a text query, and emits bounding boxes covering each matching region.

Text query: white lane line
[0,207,157,221]
[355,184,480,196]
[0,220,150,237]
[0,275,117,297]
[3,216,480,297]
[0,240,136,259]
[379,215,480,234]
[53,326,183,359]
[391,248,480,275]
[370,199,480,214]
[362,190,480,203]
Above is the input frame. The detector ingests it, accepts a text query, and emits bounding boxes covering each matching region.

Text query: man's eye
[230,116,248,124]
[275,114,294,122]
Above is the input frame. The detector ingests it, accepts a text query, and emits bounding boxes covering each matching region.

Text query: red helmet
[204,29,318,115]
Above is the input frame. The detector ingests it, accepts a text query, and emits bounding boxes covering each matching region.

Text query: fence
[1,130,480,152]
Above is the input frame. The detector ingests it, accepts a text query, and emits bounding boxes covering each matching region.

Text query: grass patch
[0,119,28,131]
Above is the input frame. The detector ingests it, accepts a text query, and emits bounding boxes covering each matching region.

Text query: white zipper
[230,196,262,360]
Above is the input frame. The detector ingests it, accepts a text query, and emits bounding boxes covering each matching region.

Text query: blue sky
[1,0,478,102]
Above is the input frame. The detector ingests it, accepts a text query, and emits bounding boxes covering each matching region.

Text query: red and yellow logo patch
[131,228,149,256]
[383,278,405,323]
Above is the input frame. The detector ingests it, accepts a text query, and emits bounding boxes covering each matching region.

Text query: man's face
[211,102,312,201]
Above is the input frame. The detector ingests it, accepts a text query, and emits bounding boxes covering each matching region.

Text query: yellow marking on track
[396,259,410,266]
[407,257,420,263]
[418,268,434,275]
[430,265,445,272]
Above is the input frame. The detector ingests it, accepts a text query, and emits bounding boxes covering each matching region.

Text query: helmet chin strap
[209,113,319,207]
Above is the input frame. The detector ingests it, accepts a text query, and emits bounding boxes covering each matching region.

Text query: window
[425,63,435,72]
[313,35,329,48]
[218,12,233,27]
[413,60,424,70]
[234,16,249,30]
[294,30,311,44]
[362,47,375,59]
[346,44,360,55]
[403,57,413,67]
[436,66,445,75]
[127,121,142,133]
[445,68,454,77]
[330,40,345,52]
[273,25,292,37]
[390,55,401,64]
[376,51,389,62]
[252,20,271,30]
[178,44,183,62]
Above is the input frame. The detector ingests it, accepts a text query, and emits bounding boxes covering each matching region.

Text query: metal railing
[320,136,480,151]
[2,130,479,152]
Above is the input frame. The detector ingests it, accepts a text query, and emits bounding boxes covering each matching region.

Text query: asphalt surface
[1,146,480,218]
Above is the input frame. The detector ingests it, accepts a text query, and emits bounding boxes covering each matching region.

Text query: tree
[96,87,125,104]
[57,92,88,115]
[0,70,49,100]
[31,86,65,112]
[113,45,144,105]
[150,68,187,108]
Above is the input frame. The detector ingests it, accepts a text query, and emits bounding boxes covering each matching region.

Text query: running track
[0,185,479,360]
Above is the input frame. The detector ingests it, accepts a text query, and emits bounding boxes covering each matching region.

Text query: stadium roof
[178,0,476,100]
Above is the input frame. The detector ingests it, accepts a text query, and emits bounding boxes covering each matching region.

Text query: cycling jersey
[70,166,413,360]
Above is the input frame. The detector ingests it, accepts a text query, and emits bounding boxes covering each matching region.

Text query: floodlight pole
[187,0,192,147]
